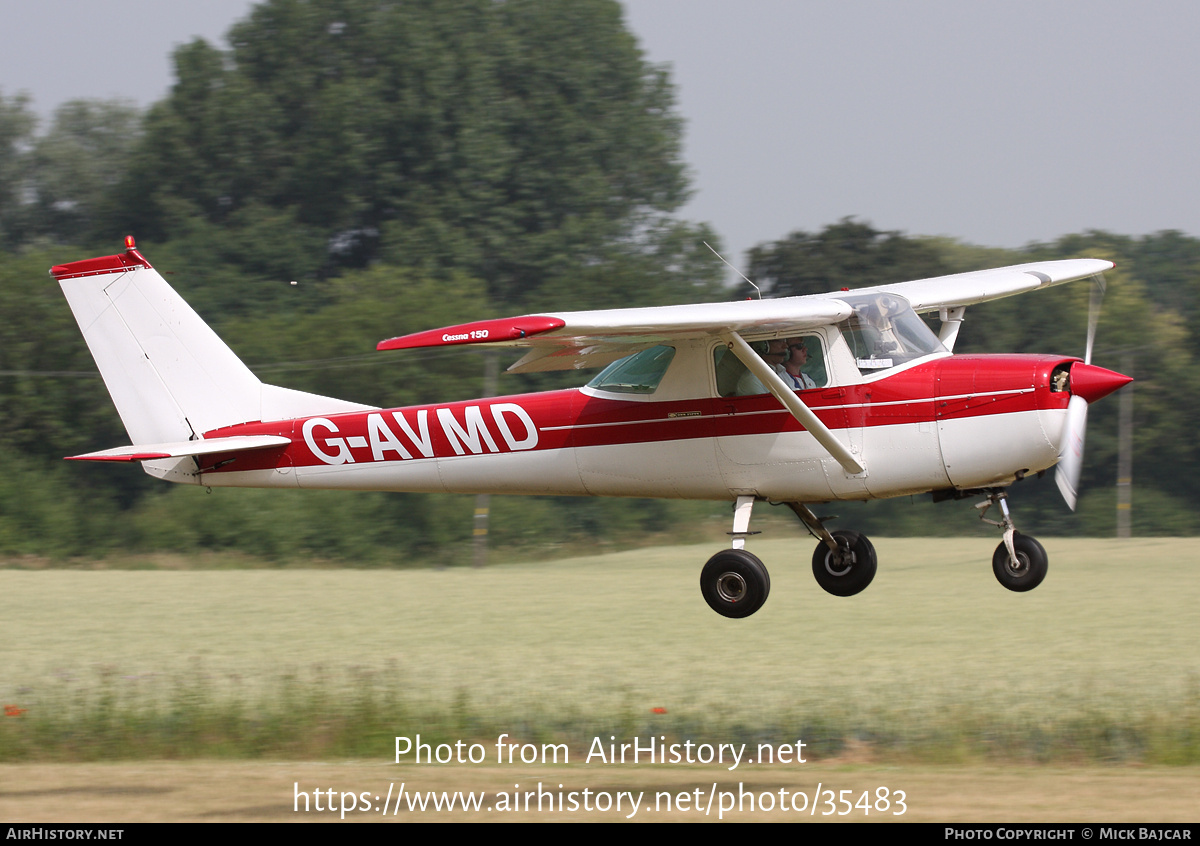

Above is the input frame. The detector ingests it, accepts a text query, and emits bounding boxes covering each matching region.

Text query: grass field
[2,537,1198,820]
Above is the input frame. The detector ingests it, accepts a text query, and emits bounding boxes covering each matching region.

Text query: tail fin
[52,238,373,448]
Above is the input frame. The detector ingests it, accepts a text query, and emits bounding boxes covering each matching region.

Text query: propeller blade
[1084,273,1106,365]
[1060,273,1109,510]
[1055,394,1089,511]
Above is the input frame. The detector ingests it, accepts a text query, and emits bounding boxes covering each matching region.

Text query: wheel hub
[1004,552,1030,577]
[823,548,855,577]
[715,571,747,603]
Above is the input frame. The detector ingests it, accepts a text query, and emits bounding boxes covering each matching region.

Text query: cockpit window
[587,345,676,394]
[837,293,946,374]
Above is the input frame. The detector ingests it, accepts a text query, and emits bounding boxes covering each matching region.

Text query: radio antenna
[705,241,762,299]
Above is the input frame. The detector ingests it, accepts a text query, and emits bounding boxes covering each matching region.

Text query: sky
[3,0,1198,267]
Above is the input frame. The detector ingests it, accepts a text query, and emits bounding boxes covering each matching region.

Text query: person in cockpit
[784,338,817,389]
[734,338,789,395]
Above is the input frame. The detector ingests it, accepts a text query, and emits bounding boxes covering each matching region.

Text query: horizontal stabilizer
[66,435,291,463]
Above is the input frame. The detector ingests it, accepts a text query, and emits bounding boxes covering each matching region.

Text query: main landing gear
[700,496,771,618]
[699,496,879,618]
[786,502,878,598]
[977,490,1048,592]
[698,489,1048,617]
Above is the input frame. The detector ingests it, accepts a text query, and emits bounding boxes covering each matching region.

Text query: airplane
[52,237,1131,618]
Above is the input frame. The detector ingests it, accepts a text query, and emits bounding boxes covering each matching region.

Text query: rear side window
[587,345,676,394]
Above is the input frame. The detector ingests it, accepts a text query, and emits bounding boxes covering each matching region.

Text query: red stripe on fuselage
[200,354,1073,473]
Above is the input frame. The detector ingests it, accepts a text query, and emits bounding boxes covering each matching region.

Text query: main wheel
[811,530,877,596]
[700,549,771,618]
[992,532,1048,592]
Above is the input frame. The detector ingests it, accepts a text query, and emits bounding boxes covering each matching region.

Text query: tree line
[2,0,1197,564]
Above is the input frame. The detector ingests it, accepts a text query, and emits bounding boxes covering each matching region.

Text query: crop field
[1,537,1198,821]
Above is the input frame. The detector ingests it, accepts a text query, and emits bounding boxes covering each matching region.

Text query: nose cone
[1070,362,1133,404]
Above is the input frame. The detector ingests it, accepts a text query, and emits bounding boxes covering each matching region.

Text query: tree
[0,91,36,247]
[25,100,142,247]
[745,218,950,298]
[115,0,717,306]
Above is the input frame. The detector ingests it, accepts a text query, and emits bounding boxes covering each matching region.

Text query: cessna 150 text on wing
[53,238,1131,617]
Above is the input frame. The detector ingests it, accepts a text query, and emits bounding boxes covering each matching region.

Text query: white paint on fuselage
[201,408,1063,503]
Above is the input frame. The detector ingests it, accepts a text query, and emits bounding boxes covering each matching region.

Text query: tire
[700,549,771,618]
[811,530,877,596]
[992,532,1048,592]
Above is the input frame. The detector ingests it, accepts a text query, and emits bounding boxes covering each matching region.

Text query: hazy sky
[4,0,1197,266]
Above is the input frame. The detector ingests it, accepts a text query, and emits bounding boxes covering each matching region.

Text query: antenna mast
[705,241,762,299]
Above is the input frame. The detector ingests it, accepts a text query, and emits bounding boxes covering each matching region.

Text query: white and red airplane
[53,237,1130,617]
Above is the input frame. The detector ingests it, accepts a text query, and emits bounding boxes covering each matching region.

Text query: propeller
[1055,393,1089,510]
[1054,274,1131,510]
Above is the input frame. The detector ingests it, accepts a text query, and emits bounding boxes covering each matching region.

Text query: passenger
[735,338,789,395]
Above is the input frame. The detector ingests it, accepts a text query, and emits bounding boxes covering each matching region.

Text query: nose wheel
[978,491,1048,592]
[991,532,1048,592]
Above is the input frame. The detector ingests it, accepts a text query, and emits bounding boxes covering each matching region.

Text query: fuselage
[189,349,1077,504]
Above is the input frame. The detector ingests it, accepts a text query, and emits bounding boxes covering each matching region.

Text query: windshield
[837,293,945,374]
[586,345,676,394]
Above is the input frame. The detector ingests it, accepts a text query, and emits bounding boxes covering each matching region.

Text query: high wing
[378,297,854,373]
[841,258,1114,314]
[377,259,1113,373]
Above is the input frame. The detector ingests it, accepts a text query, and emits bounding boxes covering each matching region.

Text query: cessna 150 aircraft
[53,238,1130,617]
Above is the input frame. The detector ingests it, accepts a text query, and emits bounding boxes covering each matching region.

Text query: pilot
[784,338,817,389]
[735,338,789,395]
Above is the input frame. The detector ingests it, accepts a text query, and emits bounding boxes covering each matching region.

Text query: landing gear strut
[700,495,770,618]
[811,530,878,596]
[784,502,878,596]
[977,490,1048,591]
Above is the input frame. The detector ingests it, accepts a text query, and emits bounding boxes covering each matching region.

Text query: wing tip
[377,316,565,351]
[65,452,171,463]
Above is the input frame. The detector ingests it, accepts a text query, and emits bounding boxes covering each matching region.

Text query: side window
[714,345,748,397]
[713,336,828,398]
[587,345,676,394]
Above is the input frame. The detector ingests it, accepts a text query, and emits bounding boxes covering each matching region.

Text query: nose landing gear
[977,490,1048,592]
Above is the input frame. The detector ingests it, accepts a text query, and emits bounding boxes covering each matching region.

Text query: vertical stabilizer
[52,239,373,448]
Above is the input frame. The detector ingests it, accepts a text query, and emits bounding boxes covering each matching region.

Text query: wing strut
[722,332,865,475]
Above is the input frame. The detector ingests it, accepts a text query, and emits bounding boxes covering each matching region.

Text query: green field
[2,538,1198,765]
